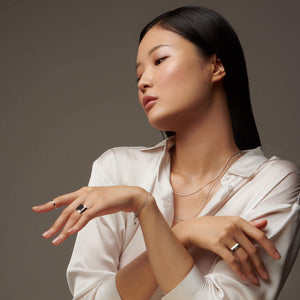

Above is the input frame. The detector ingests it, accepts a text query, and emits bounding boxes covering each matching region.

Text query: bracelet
[133,192,152,225]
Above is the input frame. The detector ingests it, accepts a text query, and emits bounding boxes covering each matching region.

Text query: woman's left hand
[32,185,144,245]
[172,216,281,284]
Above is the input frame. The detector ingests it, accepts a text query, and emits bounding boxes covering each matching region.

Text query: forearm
[115,217,191,299]
[116,252,158,300]
[137,190,194,293]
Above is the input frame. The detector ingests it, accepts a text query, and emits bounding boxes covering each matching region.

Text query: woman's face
[136,25,216,132]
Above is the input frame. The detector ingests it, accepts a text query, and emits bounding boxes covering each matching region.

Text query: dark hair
[139,6,261,150]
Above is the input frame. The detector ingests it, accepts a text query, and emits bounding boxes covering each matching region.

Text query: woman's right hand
[172,216,281,284]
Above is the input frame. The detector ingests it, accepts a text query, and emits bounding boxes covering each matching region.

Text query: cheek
[158,61,209,105]
[159,61,189,86]
[138,90,142,105]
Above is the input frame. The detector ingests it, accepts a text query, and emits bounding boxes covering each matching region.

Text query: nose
[137,72,153,92]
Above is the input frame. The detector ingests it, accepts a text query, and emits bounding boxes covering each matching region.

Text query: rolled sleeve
[94,275,121,300]
[162,265,205,300]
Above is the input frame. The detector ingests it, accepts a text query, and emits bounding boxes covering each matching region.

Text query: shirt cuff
[162,265,205,300]
[95,274,122,300]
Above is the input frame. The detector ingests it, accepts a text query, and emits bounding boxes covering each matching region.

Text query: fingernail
[42,229,54,238]
[274,251,281,260]
[252,276,259,285]
[52,236,61,245]
[262,271,269,279]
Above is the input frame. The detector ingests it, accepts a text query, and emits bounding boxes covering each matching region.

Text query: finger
[51,209,83,246]
[221,249,248,282]
[32,188,84,213]
[226,238,259,284]
[234,231,269,280]
[32,200,59,213]
[250,219,267,229]
[66,208,94,237]
[240,219,281,260]
[32,200,57,212]
[42,195,86,238]
[232,245,259,284]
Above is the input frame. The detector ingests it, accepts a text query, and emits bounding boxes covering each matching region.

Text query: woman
[33,6,299,300]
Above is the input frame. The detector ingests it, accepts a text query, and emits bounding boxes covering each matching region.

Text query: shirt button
[224,173,230,180]
[222,173,232,184]
[228,185,233,192]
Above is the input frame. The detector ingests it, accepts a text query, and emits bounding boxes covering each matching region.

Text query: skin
[32,25,281,298]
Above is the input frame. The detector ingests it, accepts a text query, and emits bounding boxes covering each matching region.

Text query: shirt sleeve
[66,154,124,300]
[163,163,300,300]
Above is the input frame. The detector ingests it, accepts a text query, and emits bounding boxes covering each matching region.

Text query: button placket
[221,172,233,185]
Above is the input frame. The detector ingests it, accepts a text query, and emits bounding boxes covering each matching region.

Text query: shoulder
[91,141,167,184]
[239,154,300,217]
[233,148,299,203]
[94,144,164,168]
[251,155,300,203]
[230,147,299,184]
[260,155,299,183]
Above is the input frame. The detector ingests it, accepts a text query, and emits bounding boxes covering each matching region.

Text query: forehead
[136,26,193,61]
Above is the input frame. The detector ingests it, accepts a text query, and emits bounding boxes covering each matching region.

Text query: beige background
[0,0,299,299]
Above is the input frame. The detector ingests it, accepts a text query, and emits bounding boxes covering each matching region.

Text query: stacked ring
[76,204,87,214]
[230,242,240,254]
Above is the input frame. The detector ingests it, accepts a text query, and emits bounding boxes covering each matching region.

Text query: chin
[147,111,180,132]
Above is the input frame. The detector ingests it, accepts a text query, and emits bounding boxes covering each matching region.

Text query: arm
[66,188,195,298]
[162,169,300,300]
[135,192,195,293]
[115,211,276,299]
[34,167,194,298]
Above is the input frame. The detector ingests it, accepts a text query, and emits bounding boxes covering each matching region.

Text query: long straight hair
[139,6,261,150]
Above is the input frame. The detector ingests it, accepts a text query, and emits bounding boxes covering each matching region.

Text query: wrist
[172,221,193,249]
[131,187,154,225]
[131,187,152,214]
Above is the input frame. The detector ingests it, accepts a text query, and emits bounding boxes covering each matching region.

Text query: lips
[142,95,158,110]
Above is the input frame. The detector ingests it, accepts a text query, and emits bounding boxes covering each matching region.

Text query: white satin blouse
[67,135,300,299]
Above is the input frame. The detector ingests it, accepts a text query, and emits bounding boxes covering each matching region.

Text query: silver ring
[76,204,87,214]
[230,242,240,254]
[51,200,57,209]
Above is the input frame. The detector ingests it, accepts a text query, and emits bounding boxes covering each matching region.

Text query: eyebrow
[136,44,171,69]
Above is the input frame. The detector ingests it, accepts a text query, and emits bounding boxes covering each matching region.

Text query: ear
[211,56,226,83]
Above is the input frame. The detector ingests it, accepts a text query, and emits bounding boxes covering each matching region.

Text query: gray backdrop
[1,0,299,299]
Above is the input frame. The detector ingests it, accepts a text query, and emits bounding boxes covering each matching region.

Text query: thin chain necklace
[174,174,220,222]
[173,151,243,222]
[172,151,242,197]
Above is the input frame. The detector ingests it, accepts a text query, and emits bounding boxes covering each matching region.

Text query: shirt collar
[140,135,175,152]
[141,135,268,178]
[227,147,268,178]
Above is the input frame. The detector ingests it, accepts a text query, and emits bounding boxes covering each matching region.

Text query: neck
[170,89,240,182]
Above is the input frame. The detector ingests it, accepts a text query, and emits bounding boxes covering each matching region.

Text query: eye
[136,56,168,83]
[154,56,168,65]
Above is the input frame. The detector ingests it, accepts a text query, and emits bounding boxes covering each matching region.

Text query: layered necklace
[172,150,243,222]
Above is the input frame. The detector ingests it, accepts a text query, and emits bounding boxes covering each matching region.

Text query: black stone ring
[76,204,87,214]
